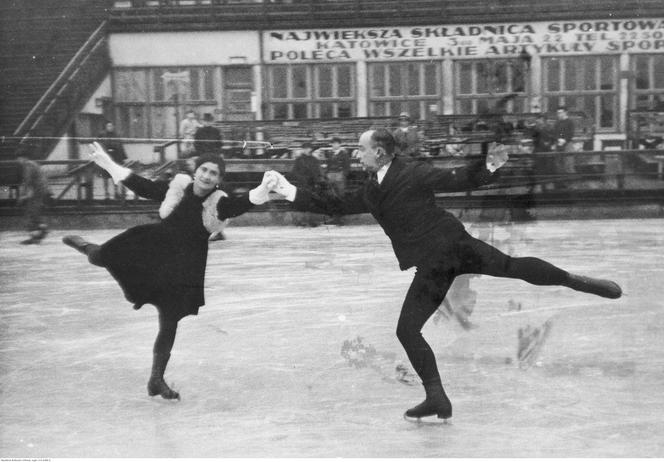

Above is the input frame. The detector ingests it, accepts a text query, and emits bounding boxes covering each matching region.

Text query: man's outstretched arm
[418,143,509,192]
[269,171,369,216]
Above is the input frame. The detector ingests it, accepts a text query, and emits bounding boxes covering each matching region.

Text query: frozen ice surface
[1,219,663,457]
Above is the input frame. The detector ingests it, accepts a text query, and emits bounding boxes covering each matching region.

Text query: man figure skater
[267,128,621,421]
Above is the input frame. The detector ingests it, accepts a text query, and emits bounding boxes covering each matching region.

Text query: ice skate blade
[148,391,181,402]
[403,413,452,425]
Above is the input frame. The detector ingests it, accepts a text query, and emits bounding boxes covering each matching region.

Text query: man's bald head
[357,128,397,172]
[360,128,396,158]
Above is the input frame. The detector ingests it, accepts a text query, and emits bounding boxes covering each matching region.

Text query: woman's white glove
[269,171,297,202]
[89,141,131,184]
[249,171,279,205]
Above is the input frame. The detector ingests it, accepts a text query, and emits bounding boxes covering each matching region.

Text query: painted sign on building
[264,18,664,62]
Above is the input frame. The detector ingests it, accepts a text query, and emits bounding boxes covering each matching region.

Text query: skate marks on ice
[339,336,419,386]
[1,220,663,457]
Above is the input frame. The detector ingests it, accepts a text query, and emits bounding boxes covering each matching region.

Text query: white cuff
[109,165,131,185]
[249,186,270,205]
[283,184,297,202]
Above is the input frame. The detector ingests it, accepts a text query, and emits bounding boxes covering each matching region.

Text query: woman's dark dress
[96,173,253,321]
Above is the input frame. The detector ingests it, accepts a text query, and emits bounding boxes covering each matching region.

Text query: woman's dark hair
[194,153,225,176]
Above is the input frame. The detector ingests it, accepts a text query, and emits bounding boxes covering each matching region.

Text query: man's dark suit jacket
[293,157,496,271]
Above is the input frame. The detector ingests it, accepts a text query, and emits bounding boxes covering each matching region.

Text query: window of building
[454,59,529,114]
[224,67,254,120]
[542,56,618,130]
[113,69,149,139]
[112,66,253,138]
[266,64,355,120]
[151,67,216,103]
[368,62,440,119]
[632,54,664,111]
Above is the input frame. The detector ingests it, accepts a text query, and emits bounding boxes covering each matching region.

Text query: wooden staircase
[0,0,112,160]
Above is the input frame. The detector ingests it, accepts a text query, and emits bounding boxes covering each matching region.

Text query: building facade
[94,3,664,158]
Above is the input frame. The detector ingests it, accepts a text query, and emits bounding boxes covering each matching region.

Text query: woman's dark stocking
[147,313,180,400]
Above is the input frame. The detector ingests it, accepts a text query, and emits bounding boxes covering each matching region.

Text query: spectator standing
[179,110,202,157]
[291,142,325,190]
[393,112,422,157]
[194,113,223,156]
[17,156,50,245]
[97,121,128,199]
[325,137,351,225]
[530,115,555,191]
[552,106,576,189]
[291,142,325,227]
[325,137,351,195]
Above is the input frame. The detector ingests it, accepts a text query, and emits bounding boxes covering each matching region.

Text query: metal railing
[1,150,662,209]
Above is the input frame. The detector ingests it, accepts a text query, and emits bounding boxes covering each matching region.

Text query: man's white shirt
[376,161,392,185]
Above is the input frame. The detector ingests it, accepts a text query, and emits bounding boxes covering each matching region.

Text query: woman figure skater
[63,142,275,400]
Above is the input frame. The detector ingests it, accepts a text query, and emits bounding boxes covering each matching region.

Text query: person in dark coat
[552,106,576,189]
[17,156,50,245]
[194,113,223,156]
[97,121,128,200]
[291,142,325,189]
[62,143,276,400]
[268,128,622,421]
[325,137,351,195]
[325,137,352,225]
[392,112,422,157]
[528,115,555,193]
[290,142,326,227]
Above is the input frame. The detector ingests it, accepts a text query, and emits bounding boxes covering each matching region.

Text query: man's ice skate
[565,273,622,299]
[404,379,452,422]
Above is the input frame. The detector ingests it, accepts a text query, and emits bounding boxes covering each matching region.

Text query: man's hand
[249,171,278,205]
[267,170,297,201]
[486,143,509,173]
[264,171,278,190]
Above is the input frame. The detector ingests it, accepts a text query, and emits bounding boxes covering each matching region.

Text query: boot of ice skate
[565,273,622,299]
[404,378,452,420]
[147,353,180,400]
[35,224,49,242]
[21,225,49,245]
[62,235,104,266]
[62,235,93,255]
